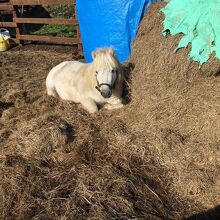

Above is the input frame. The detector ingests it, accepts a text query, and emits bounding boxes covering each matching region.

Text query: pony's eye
[96,71,98,74]
[111,69,115,73]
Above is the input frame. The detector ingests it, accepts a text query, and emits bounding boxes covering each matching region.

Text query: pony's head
[92,48,120,98]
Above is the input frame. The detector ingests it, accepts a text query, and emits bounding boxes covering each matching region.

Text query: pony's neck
[86,62,97,90]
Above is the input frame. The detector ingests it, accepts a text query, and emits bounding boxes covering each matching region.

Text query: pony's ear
[108,48,115,56]
[92,51,97,60]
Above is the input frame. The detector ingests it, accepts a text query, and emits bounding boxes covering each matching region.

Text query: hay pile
[126,2,220,216]
[1,3,220,220]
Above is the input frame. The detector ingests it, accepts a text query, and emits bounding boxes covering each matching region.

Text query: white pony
[46,48,124,113]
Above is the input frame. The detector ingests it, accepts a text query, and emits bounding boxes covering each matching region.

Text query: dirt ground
[1,3,220,220]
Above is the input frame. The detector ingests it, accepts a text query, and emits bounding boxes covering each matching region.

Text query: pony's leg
[104,102,124,110]
[47,87,58,97]
[81,99,98,113]
[104,96,124,110]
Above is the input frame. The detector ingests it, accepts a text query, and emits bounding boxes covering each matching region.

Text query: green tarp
[161,0,220,65]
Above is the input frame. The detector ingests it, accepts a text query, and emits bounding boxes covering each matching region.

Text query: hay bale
[125,2,220,211]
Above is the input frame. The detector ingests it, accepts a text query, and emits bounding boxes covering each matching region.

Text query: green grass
[32,24,77,37]
[45,4,75,18]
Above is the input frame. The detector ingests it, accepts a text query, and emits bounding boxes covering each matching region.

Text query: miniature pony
[46,48,124,113]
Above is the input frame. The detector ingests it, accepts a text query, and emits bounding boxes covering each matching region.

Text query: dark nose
[101,89,112,98]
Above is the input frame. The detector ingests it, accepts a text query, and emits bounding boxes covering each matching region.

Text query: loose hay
[126,2,220,216]
[1,4,220,220]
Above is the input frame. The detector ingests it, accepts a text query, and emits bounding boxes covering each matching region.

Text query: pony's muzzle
[100,87,112,98]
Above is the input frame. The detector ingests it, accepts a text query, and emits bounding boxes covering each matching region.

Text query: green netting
[161,0,220,65]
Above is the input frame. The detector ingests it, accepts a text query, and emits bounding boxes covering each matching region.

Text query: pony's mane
[93,48,120,70]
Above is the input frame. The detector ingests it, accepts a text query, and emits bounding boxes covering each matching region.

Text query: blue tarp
[76,0,153,62]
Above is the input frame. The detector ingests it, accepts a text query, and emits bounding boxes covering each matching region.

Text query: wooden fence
[0,0,82,50]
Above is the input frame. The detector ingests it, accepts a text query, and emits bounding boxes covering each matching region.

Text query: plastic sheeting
[76,0,152,62]
[161,0,220,65]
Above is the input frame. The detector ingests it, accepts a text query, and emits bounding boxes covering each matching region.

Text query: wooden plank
[74,5,82,51]
[11,0,75,5]
[13,18,78,25]
[0,22,17,27]
[11,4,22,44]
[0,4,13,11]
[17,34,81,44]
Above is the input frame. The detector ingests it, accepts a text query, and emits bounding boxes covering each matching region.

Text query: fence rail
[0,21,16,27]
[18,34,80,44]
[13,18,78,25]
[0,3,13,10]
[0,0,82,50]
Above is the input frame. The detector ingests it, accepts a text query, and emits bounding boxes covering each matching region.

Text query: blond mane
[92,48,120,71]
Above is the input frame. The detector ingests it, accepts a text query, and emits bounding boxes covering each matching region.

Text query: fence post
[74,4,82,51]
[10,1,22,45]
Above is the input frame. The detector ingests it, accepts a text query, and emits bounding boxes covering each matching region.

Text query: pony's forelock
[93,48,120,70]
